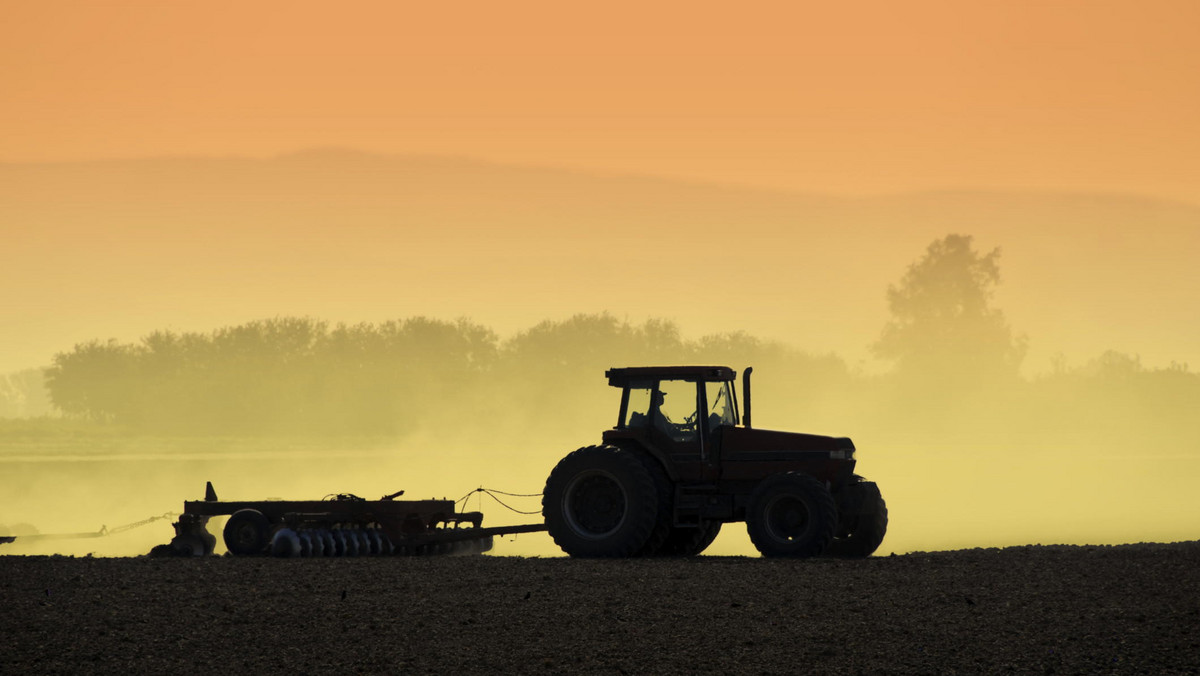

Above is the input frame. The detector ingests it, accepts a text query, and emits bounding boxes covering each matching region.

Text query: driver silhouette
[651,390,672,435]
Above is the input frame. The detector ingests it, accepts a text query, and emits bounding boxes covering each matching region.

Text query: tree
[45,339,141,422]
[873,234,1025,384]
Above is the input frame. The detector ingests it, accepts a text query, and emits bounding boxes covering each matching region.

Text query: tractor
[542,366,887,558]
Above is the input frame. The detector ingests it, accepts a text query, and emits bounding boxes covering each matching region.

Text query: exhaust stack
[742,367,753,428]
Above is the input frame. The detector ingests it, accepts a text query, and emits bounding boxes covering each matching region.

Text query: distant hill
[2,150,1197,373]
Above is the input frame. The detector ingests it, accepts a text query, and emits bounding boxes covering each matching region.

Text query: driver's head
[652,390,666,407]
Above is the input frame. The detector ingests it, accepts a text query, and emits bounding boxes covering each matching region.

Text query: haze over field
[2,152,1198,376]
[2,1,1198,557]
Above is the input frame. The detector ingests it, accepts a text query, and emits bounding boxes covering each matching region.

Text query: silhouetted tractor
[543,366,887,558]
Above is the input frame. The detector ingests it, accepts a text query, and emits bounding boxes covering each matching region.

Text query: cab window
[654,380,699,443]
[624,387,653,429]
[705,381,737,430]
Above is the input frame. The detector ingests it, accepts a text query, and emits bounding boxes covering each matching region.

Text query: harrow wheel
[224,509,272,556]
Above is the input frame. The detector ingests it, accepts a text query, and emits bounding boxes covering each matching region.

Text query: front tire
[746,473,838,558]
[825,481,888,557]
[543,445,663,557]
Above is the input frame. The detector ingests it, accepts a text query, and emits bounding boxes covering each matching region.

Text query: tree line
[37,235,1200,440]
[42,314,847,435]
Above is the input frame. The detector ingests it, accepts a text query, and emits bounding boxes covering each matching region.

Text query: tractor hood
[722,425,856,457]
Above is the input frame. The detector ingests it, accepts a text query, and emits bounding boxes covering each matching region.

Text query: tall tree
[45,339,141,422]
[873,234,1025,384]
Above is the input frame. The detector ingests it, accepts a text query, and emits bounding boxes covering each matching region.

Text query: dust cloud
[3,310,1198,557]
[2,156,1198,557]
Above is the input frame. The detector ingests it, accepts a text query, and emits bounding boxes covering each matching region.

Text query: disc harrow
[154,482,543,557]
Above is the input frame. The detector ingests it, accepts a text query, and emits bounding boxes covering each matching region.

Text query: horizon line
[2,147,1196,209]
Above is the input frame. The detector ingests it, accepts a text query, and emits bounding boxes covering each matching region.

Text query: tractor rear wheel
[543,445,663,557]
[633,451,674,557]
[223,509,272,556]
[825,481,888,557]
[746,473,837,558]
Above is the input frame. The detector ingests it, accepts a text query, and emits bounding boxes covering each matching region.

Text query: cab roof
[605,366,736,386]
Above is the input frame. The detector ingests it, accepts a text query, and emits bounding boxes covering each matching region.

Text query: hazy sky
[3,3,1200,556]
[2,1,1198,374]
[3,1,1198,202]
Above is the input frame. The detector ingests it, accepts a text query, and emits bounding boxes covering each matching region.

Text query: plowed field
[4,543,1199,674]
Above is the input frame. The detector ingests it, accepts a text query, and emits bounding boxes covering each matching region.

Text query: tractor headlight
[830,448,855,461]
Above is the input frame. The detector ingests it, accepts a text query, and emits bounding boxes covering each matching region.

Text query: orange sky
[3,1,1198,201]
[4,3,1200,557]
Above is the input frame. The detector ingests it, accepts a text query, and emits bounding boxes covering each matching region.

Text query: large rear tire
[223,509,272,556]
[746,473,837,558]
[543,445,663,557]
[633,451,674,557]
[825,481,888,557]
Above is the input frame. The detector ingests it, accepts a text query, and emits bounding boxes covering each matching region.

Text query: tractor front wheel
[746,473,837,558]
[825,481,888,557]
[543,445,663,557]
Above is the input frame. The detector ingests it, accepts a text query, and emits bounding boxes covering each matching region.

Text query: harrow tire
[543,445,663,558]
[825,480,888,558]
[746,472,838,558]
[223,509,272,556]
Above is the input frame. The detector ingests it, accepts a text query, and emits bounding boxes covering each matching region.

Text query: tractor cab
[602,365,857,487]
[603,366,738,478]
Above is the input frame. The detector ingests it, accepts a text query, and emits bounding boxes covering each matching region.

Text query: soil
[3,543,1200,674]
